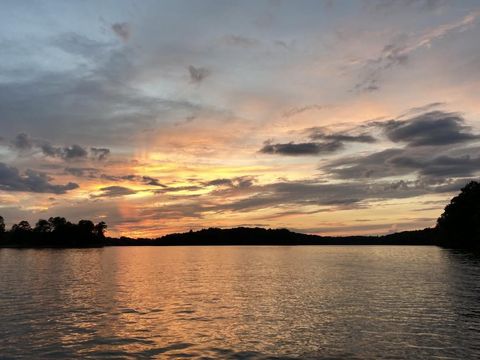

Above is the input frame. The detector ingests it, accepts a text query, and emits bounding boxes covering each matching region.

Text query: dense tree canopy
[0,217,107,247]
[437,181,480,248]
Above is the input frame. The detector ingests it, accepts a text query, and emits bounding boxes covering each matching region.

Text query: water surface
[1,246,479,359]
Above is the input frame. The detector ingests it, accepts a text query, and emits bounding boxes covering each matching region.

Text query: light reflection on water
[1,246,479,359]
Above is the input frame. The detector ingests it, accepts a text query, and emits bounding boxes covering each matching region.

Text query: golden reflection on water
[1,246,480,359]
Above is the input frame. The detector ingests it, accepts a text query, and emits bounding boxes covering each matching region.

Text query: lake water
[1,246,479,359]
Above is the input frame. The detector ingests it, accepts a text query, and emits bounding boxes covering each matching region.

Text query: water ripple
[0,246,479,359]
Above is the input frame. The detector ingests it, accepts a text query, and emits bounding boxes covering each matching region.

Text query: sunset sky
[1,0,480,237]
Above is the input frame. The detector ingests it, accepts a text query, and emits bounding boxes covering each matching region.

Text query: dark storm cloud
[260,141,343,156]
[0,162,78,194]
[111,22,130,41]
[381,111,479,146]
[90,147,110,161]
[188,65,210,83]
[93,186,137,198]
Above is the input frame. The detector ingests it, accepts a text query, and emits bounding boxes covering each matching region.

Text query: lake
[1,246,479,359]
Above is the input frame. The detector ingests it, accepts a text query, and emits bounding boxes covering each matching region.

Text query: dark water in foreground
[1,246,480,359]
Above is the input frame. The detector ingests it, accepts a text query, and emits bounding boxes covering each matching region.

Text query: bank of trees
[1,181,479,249]
[436,181,480,248]
[0,216,107,247]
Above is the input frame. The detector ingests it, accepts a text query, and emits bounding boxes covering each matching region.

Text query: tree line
[0,216,107,247]
[0,181,478,248]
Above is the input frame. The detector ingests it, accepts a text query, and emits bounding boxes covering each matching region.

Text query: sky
[1,0,480,238]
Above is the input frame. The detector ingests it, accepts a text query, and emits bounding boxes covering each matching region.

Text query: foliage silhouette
[436,181,480,248]
[0,217,106,247]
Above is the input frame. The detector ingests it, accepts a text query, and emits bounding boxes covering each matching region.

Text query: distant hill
[106,227,436,246]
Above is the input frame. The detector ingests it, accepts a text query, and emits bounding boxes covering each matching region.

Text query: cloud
[63,144,89,159]
[326,146,480,181]
[381,111,479,146]
[141,176,166,187]
[65,167,98,177]
[223,35,260,48]
[308,130,376,143]
[282,105,324,118]
[188,65,210,83]
[398,102,445,118]
[93,173,167,188]
[9,134,111,162]
[369,0,447,12]
[0,162,78,194]
[93,186,137,198]
[355,10,480,91]
[205,178,233,187]
[209,179,460,213]
[111,22,130,41]
[392,154,480,177]
[322,109,480,182]
[136,175,470,225]
[40,143,88,161]
[260,141,343,156]
[355,38,410,91]
[52,32,110,60]
[204,176,255,188]
[259,127,376,157]
[90,147,110,160]
[11,133,33,151]
[326,148,408,179]
[0,41,198,145]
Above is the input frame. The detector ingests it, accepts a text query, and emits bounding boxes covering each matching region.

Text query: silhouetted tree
[11,220,32,233]
[0,216,5,233]
[48,217,67,232]
[94,221,107,238]
[78,220,95,234]
[436,181,480,248]
[34,219,52,233]
[0,216,108,247]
